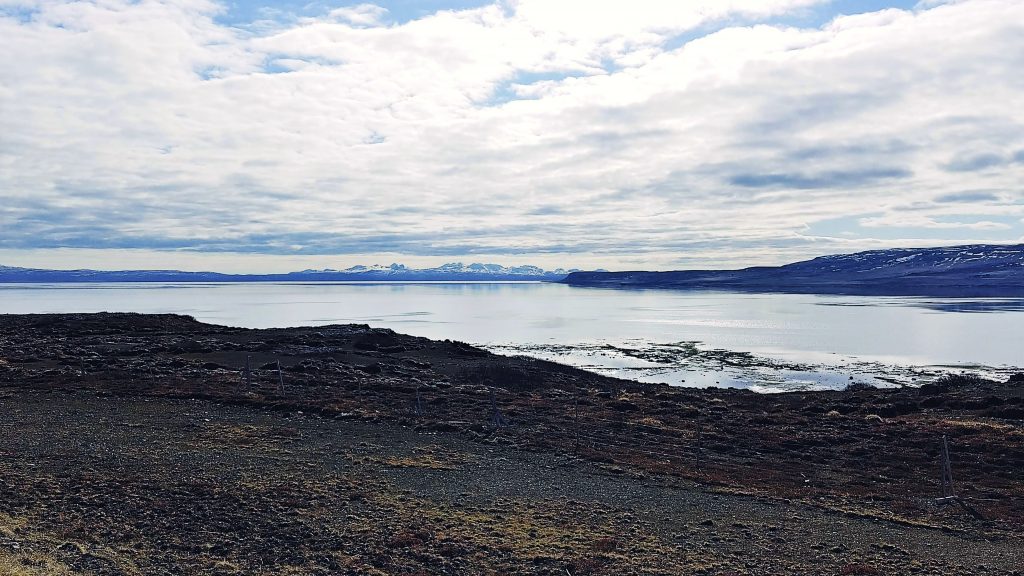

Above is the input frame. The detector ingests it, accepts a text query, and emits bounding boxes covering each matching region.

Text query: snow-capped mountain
[0,263,576,283]
[561,244,1024,297]
[290,262,574,279]
[783,245,1024,276]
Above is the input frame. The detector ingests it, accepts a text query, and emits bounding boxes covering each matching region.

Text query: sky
[1,0,1022,273]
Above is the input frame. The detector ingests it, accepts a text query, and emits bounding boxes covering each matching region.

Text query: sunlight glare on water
[2,282,1021,389]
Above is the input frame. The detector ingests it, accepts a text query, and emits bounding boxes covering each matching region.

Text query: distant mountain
[0,262,576,283]
[561,244,1024,297]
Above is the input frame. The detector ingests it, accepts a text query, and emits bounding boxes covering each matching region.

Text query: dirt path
[1,391,1020,576]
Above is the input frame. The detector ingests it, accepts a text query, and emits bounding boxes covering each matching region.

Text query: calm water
[2,282,1021,391]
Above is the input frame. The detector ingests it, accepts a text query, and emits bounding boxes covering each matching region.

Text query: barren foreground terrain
[0,313,1021,575]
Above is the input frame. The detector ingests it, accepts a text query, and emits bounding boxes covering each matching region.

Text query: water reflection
[909,299,1024,313]
[1,282,1021,370]
[818,298,1024,313]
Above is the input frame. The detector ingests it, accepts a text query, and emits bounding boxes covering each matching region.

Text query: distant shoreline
[557,280,1024,298]
[0,279,550,285]
[0,262,573,283]
[5,279,1024,298]
[560,243,1024,298]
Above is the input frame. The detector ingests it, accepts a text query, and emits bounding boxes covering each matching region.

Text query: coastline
[485,340,1023,392]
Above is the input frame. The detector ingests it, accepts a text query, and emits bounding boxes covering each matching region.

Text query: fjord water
[2,282,1021,389]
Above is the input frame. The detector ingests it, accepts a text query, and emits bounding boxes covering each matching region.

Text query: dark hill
[561,244,1024,296]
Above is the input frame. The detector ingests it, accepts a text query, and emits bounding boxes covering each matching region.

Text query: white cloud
[1,0,1023,271]
[858,215,1012,230]
[327,3,388,27]
[504,0,827,67]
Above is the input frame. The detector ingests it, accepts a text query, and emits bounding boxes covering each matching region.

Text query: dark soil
[0,313,1021,575]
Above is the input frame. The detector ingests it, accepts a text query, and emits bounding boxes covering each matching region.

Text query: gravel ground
[1,390,1021,576]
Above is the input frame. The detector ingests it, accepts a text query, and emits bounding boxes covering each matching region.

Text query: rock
[606,400,638,412]
[356,363,381,375]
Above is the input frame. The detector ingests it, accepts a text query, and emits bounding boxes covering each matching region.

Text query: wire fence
[230,355,973,507]
[232,357,718,470]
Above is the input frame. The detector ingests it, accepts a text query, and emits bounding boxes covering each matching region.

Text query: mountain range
[4,244,1023,296]
[560,244,1024,297]
[0,262,576,283]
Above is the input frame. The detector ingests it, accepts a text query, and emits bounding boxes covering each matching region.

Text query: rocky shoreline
[1,313,1022,575]
[484,340,1022,392]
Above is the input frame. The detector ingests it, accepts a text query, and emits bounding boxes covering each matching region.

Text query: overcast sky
[2,0,1022,272]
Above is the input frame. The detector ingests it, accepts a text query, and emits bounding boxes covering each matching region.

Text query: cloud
[944,152,1010,172]
[934,191,1001,203]
[858,214,1012,230]
[728,167,911,189]
[327,3,389,27]
[2,0,1023,270]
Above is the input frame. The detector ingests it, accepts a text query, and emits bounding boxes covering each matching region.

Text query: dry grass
[0,551,76,576]
[376,445,474,470]
[0,514,74,576]
[345,483,701,576]
[939,418,1020,434]
[0,513,144,576]
[633,416,666,428]
[196,422,301,448]
[0,516,22,540]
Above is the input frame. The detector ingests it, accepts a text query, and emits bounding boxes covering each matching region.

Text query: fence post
[277,360,285,395]
[573,384,580,454]
[242,354,252,390]
[490,386,506,428]
[415,384,424,417]
[940,434,955,498]
[695,409,703,471]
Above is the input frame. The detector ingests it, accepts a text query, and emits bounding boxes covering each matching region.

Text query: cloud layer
[2,0,1023,270]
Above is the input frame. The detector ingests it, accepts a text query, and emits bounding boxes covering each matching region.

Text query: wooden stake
[490,387,506,428]
[941,434,955,498]
[573,385,580,454]
[696,410,703,471]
